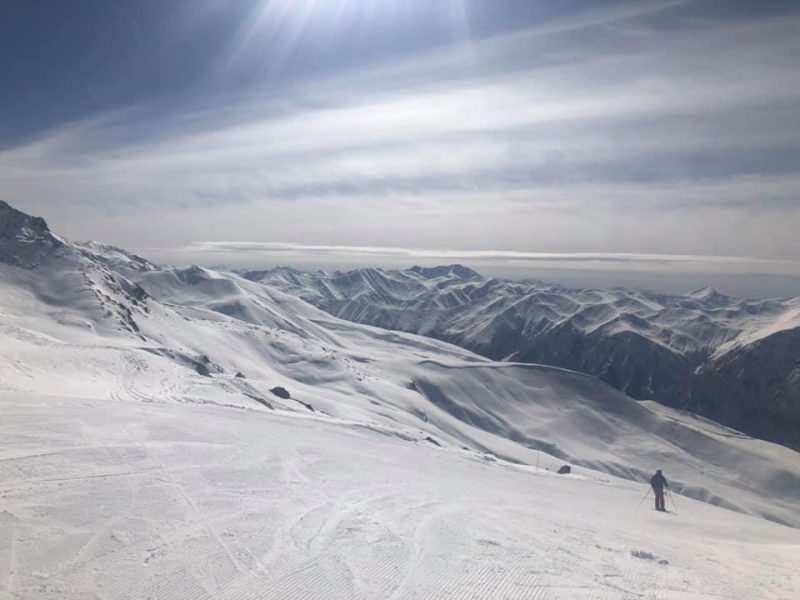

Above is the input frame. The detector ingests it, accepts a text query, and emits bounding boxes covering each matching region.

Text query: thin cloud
[178,241,800,273]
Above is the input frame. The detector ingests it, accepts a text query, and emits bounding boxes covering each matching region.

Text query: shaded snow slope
[1,392,799,600]
[246,265,800,449]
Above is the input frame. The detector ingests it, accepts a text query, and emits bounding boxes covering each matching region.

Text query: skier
[650,469,668,512]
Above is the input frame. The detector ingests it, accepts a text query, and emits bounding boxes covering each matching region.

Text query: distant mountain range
[2,199,800,527]
[244,264,800,449]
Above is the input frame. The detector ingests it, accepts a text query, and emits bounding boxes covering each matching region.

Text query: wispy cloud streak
[186,241,798,266]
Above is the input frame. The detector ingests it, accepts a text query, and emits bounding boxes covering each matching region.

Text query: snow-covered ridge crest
[75,239,157,272]
[0,199,54,242]
[245,265,800,449]
[0,199,66,267]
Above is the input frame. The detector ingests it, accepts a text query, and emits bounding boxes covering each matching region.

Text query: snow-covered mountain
[245,265,800,450]
[2,201,800,598]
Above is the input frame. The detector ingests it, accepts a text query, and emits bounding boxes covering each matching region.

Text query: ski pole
[667,489,679,514]
[637,487,651,508]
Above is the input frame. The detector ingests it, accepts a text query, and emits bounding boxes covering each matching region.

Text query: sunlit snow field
[1,391,799,600]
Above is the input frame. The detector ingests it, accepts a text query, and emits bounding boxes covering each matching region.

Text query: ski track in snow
[1,393,798,600]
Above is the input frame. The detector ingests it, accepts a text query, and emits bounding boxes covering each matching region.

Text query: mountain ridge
[245,265,800,449]
[1,201,799,528]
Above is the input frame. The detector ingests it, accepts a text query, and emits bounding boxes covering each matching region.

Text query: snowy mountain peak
[688,286,730,305]
[0,200,64,266]
[272,265,306,275]
[76,240,157,272]
[0,200,54,241]
[409,264,482,280]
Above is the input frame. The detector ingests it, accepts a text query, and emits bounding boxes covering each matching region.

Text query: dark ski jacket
[650,472,668,490]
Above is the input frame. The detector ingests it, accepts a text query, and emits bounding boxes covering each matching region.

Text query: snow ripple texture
[1,396,799,600]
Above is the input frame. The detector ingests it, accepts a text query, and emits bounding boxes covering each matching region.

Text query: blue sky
[1,0,800,295]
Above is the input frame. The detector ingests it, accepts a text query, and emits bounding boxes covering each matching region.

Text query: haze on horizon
[1,0,799,297]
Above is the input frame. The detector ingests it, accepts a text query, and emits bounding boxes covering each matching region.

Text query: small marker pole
[536,451,540,474]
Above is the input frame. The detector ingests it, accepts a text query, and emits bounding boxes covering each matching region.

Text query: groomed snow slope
[1,392,799,600]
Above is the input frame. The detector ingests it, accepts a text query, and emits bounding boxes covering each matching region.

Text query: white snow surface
[2,392,800,600]
[1,202,800,598]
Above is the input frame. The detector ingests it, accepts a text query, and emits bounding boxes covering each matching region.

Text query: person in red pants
[650,469,668,511]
